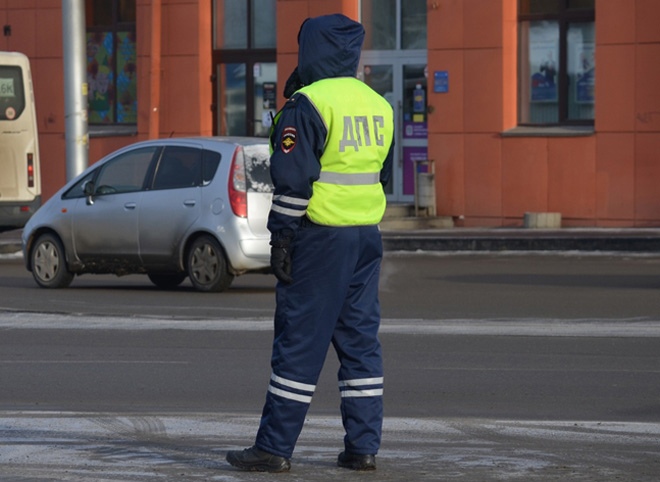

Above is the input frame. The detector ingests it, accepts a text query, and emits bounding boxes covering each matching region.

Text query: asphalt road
[2,250,660,319]
[1,252,660,481]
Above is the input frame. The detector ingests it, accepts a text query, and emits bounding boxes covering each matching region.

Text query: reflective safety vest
[298,77,394,226]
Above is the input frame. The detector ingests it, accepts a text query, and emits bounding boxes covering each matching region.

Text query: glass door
[212,0,277,137]
[359,54,428,203]
[216,63,246,136]
[401,63,428,201]
[253,62,277,137]
[214,60,277,137]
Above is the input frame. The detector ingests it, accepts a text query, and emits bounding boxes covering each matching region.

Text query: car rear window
[202,149,221,185]
[243,145,272,193]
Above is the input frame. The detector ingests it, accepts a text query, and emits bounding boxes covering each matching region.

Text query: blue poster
[530,43,558,102]
[575,43,595,104]
[434,71,448,93]
[529,25,559,103]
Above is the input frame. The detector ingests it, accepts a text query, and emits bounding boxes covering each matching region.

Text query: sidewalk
[3,227,660,255]
[380,227,660,252]
[0,228,23,255]
[1,412,658,481]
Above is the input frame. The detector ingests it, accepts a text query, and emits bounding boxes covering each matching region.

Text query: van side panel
[0,51,41,229]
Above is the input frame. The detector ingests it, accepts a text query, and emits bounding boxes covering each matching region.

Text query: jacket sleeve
[267,94,327,240]
[380,135,395,187]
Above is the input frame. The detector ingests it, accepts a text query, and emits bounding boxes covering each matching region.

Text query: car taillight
[228,147,247,218]
[27,153,35,188]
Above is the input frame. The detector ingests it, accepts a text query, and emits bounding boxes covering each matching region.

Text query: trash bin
[413,159,436,217]
[417,172,435,208]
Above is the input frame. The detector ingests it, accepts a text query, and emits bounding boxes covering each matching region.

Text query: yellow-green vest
[298,77,394,226]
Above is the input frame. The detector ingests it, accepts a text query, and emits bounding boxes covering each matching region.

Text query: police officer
[226,13,394,472]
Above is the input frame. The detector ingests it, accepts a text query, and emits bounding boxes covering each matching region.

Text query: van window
[0,65,25,120]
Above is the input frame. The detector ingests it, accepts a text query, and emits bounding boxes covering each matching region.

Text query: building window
[214,0,276,50]
[85,0,137,125]
[361,0,426,51]
[518,0,594,125]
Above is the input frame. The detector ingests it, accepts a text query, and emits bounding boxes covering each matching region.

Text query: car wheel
[187,235,234,292]
[148,272,187,289]
[31,233,74,289]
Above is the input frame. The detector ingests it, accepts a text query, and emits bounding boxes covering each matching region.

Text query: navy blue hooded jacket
[267,14,394,239]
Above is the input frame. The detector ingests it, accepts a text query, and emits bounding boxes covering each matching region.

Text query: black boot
[337,451,376,471]
[226,445,291,472]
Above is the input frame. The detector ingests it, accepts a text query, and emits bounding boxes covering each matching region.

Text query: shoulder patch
[281,126,297,154]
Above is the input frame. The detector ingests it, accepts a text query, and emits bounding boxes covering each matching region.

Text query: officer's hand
[270,242,293,284]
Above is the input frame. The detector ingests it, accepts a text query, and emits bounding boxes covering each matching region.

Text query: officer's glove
[283,67,303,98]
[270,237,293,284]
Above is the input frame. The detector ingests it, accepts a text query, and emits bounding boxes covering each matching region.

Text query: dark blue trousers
[255,222,384,459]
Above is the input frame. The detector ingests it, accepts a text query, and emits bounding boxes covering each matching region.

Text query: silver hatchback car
[22,137,273,292]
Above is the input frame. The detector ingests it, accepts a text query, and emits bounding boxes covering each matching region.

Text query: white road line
[0,360,188,364]
[1,311,660,337]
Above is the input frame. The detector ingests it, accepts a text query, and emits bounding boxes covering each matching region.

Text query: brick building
[2,0,659,227]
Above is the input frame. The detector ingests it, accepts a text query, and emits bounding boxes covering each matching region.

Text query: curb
[381,234,660,252]
[4,229,660,255]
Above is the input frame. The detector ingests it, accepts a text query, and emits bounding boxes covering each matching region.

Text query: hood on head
[297,14,365,86]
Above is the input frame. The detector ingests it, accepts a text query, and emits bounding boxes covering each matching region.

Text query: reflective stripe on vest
[318,171,380,185]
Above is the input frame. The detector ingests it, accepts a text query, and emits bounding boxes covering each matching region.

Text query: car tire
[31,233,74,289]
[147,272,187,289]
[187,235,234,292]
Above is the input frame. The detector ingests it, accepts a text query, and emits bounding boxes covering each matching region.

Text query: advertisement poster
[261,82,277,127]
[403,121,427,139]
[529,25,559,103]
[434,70,448,93]
[575,43,595,104]
[402,146,428,196]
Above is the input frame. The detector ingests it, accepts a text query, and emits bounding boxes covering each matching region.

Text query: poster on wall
[529,28,559,103]
[402,146,428,196]
[262,82,276,127]
[87,32,115,123]
[575,42,595,104]
[403,121,428,139]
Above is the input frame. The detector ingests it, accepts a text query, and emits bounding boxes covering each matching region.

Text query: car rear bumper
[239,238,270,263]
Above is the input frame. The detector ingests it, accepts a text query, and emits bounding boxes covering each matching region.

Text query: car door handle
[183,200,196,207]
[124,202,137,210]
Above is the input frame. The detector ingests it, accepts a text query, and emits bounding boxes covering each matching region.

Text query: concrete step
[384,203,414,218]
[380,215,454,230]
[381,203,454,230]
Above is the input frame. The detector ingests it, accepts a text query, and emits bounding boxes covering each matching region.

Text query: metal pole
[62,0,88,180]
[149,0,162,139]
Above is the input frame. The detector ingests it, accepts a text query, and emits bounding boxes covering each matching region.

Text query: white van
[0,51,41,230]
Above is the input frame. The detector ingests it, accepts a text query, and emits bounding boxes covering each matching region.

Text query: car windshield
[243,145,272,193]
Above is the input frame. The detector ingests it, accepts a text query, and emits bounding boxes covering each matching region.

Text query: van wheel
[187,235,234,292]
[148,272,187,289]
[31,233,74,289]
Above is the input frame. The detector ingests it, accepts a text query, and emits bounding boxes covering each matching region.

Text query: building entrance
[359,53,428,203]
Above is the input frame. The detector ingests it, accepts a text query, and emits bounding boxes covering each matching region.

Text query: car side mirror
[83,180,95,205]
